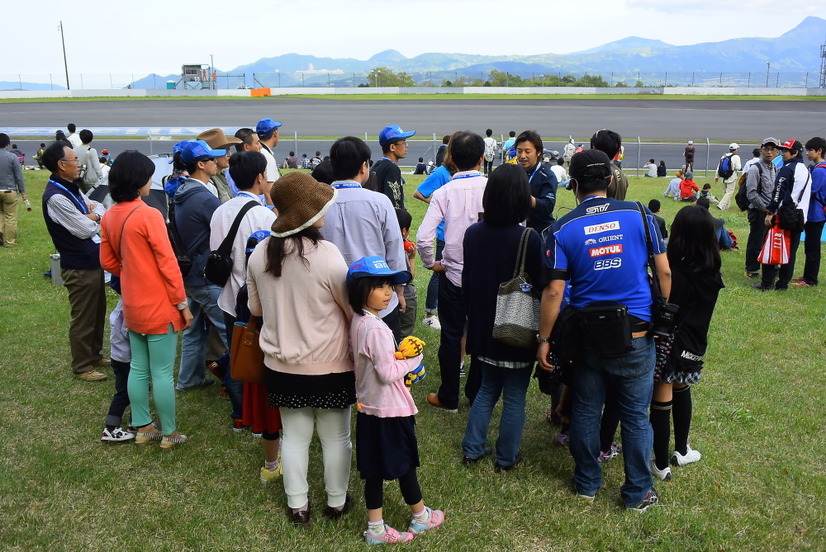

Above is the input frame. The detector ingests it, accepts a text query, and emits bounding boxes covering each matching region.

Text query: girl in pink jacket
[347,256,444,545]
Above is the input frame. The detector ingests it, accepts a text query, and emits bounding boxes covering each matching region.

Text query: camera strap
[635,201,664,301]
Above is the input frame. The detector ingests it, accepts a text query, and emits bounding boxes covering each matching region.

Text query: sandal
[160,432,188,450]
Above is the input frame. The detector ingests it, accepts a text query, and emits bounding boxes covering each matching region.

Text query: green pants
[128,325,178,434]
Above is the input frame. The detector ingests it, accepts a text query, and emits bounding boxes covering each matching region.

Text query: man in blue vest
[537,149,671,512]
[41,142,109,381]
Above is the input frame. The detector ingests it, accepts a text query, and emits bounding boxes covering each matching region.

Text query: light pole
[766,62,771,88]
[58,21,70,90]
[210,54,214,89]
[276,70,280,88]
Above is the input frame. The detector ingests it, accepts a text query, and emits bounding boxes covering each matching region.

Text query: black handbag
[777,172,809,233]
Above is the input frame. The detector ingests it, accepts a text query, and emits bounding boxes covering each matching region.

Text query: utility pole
[58,21,70,90]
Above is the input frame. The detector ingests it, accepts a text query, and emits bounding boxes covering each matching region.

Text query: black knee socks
[672,386,692,456]
[650,400,672,470]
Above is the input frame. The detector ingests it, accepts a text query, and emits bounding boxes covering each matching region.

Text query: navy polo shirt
[542,197,665,322]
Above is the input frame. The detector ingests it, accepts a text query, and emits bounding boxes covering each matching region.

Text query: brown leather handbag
[230,315,265,384]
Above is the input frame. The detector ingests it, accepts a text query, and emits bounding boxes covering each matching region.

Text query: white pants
[280,406,352,509]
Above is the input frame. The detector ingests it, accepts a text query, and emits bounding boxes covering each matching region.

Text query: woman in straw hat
[246,172,355,527]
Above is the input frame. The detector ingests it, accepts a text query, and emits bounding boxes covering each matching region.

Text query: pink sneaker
[408,507,445,534]
[364,525,414,545]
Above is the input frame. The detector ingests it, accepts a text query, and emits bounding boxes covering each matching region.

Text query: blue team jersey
[542,197,666,322]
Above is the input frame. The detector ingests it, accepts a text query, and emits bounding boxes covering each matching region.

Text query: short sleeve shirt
[542,197,665,322]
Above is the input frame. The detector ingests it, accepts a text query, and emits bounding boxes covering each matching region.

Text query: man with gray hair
[743,138,779,279]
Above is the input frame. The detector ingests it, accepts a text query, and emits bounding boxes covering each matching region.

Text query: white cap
[687,140,693,145]
[729,142,740,150]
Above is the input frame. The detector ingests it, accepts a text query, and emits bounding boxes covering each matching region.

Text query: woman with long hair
[460,164,543,471]
[246,172,354,526]
[100,151,193,450]
[649,204,724,481]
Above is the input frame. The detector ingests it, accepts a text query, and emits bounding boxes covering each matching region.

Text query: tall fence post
[636,137,641,177]
[294,132,298,160]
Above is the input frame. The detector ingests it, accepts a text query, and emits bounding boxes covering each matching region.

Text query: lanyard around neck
[49,180,88,214]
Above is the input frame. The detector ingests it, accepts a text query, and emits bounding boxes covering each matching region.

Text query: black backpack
[204,201,259,286]
[166,200,204,278]
[735,163,763,211]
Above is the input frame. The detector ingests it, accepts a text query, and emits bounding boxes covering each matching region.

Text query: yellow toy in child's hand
[395,336,426,359]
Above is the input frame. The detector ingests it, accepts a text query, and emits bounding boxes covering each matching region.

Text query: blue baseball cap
[179,140,226,164]
[169,140,190,163]
[378,125,415,147]
[256,118,282,136]
[347,256,411,286]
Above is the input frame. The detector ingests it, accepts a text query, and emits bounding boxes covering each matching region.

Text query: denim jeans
[425,240,445,314]
[106,359,131,428]
[222,312,244,420]
[569,335,654,507]
[435,273,465,409]
[177,284,228,390]
[461,361,532,466]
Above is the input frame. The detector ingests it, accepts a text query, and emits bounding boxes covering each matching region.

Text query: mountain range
[34,16,826,90]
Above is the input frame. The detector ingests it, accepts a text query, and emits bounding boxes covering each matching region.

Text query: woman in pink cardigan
[246,172,354,527]
[100,151,193,450]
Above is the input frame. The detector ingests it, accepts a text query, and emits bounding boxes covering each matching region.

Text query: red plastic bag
[758,223,790,265]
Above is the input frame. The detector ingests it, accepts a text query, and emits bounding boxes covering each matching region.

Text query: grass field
[0,170,823,551]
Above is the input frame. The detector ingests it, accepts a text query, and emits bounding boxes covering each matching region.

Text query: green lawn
[0,170,823,551]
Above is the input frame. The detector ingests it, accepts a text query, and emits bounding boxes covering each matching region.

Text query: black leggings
[364,468,422,510]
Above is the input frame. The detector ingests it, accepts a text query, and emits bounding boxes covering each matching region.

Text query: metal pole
[766,63,770,87]
[747,72,750,88]
[294,132,298,160]
[636,137,641,177]
[664,72,668,87]
[776,73,779,87]
[805,72,808,88]
[691,72,694,87]
[19,74,22,90]
[210,54,214,90]
[706,138,711,178]
[110,74,113,89]
[50,74,53,90]
[59,21,70,90]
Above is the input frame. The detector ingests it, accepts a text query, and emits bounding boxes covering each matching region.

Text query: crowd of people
[17,114,824,541]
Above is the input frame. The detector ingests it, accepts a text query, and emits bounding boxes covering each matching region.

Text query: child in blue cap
[346,256,444,544]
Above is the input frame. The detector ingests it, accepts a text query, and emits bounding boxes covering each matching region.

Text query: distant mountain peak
[369,49,407,64]
[573,36,673,56]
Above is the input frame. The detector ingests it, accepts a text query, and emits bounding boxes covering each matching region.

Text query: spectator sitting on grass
[643,159,657,177]
[679,171,699,201]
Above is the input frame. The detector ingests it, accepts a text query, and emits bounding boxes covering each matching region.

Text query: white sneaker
[671,445,702,466]
[422,316,441,330]
[649,458,672,481]
[101,426,135,443]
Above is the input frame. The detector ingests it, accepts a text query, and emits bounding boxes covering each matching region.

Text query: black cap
[569,149,612,180]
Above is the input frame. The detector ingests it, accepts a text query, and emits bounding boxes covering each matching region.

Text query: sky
[2,0,822,83]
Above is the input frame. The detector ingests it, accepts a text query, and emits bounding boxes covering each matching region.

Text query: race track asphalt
[4,97,826,175]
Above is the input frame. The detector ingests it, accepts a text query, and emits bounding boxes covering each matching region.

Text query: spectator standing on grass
[412,132,459,332]
[649,204,723,482]
[55,130,71,148]
[435,135,449,167]
[590,129,628,200]
[0,133,27,248]
[246,172,354,527]
[396,209,419,339]
[41,142,108,382]
[684,140,695,172]
[256,118,282,184]
[100,151,193,449]
[537,149,670,512]
[210,150,276,430]
[563,138,576,168]
[197,128,242,203]
[515,130,559,233]
[67,123,82,149]
[754,139,811,292]
[742,147,761,177]
[460,164,542,473]
[483,128,498,175]
[743,138,779,279]
[715,143,742,210]
[417,131,487,413]
[756,140,811,286]
[173,140,229,391]
[793,137,826,287]
[374,125,416,210]
[322,136,407,342]
[73,130,104,194]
